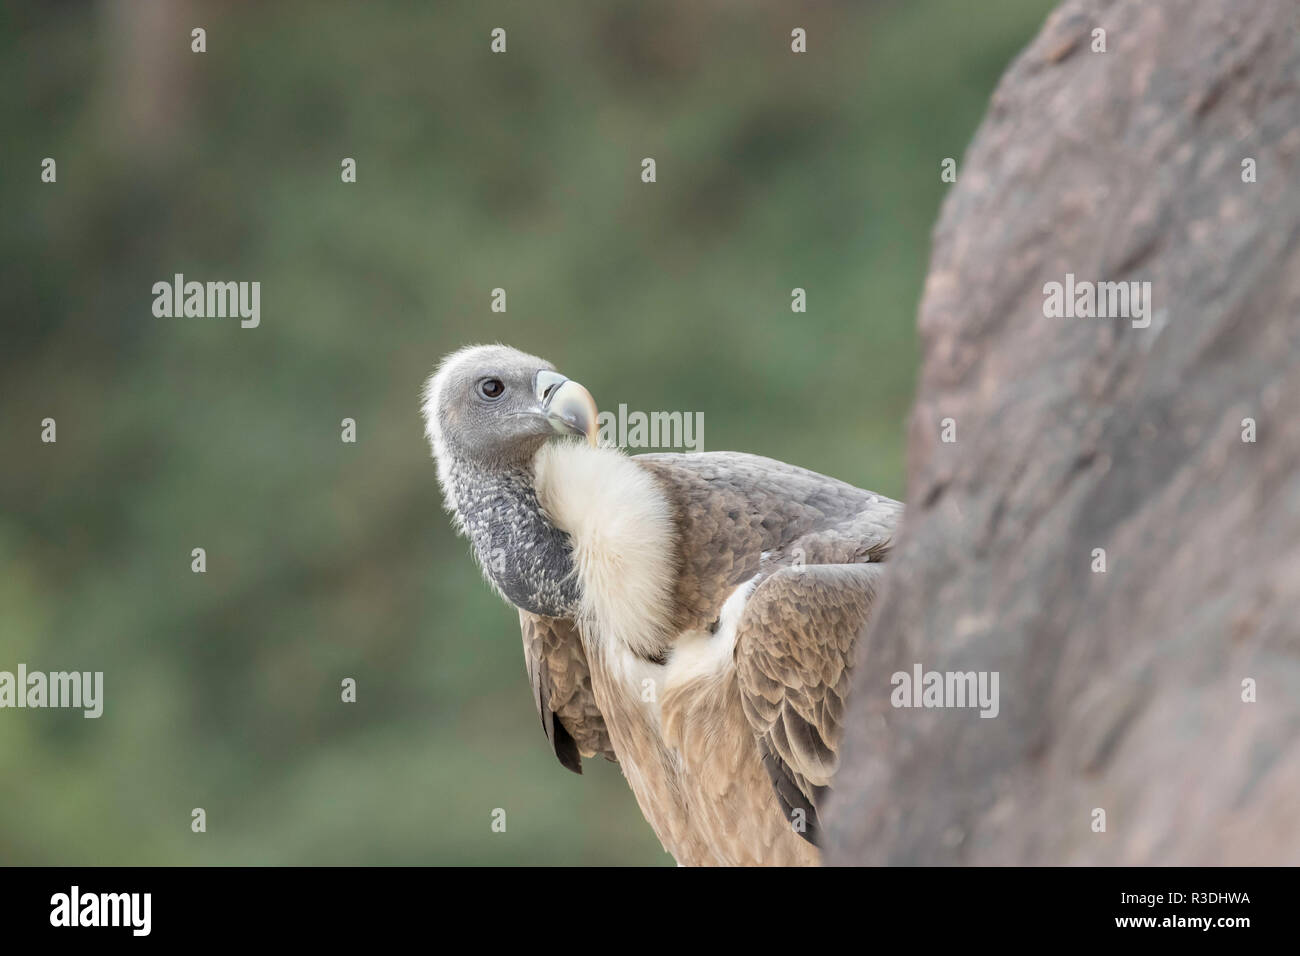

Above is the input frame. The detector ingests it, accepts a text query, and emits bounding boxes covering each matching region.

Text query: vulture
[422,344,902,866]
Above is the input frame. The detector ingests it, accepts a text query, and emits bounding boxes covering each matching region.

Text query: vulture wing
[734,561,885,846]
[519,610,617,773]
[635,451,899,846]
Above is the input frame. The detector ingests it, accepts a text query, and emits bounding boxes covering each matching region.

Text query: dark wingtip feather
[553,718,584,774]
[760,746,822,846]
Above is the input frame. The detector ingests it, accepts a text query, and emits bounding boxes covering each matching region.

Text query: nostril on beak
[535,369,569,406]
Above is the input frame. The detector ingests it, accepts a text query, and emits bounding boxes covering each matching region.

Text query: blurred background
[0,0,1053,864]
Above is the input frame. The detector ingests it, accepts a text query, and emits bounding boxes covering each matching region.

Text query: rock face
[825,0,1300,865]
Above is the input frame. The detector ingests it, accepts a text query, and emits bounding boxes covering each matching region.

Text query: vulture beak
[536,370,599,447]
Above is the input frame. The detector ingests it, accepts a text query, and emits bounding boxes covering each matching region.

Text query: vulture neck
[448,457,583,620]
[532,442,678,665]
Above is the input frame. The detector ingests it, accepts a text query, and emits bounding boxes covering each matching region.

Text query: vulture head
[422,344,601,618]
[423,343,598,468]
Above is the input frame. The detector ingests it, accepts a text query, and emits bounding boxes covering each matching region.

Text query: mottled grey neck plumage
[446,457,581,619]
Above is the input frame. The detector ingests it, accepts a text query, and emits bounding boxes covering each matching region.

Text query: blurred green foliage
[0,0,1052,864]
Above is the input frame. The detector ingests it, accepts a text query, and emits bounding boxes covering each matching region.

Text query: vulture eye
[477,378,505,400]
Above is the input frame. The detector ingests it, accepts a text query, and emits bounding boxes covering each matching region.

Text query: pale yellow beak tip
[546,379,599,447]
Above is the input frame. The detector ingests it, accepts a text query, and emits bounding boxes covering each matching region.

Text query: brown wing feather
[734,562,885,845]
[635,451,901,631]
[519,611,617,773]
